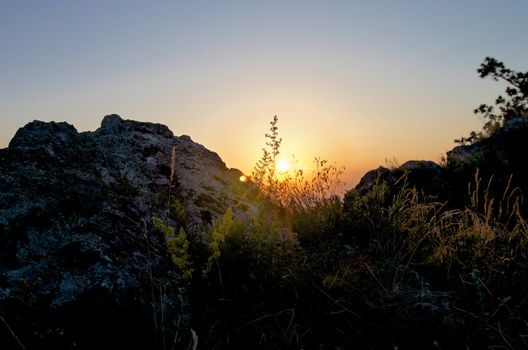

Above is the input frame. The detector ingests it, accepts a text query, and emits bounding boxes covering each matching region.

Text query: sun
[276,160,289,173]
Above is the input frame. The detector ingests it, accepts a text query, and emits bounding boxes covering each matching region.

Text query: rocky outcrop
[355,161,450,202]
[446,116,528,184]
[355,116,528,208]
[0,115,251,349]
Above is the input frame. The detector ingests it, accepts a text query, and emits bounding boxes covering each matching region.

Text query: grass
[148,169,528,348]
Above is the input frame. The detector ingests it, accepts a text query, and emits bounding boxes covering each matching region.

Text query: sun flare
[277,160,289,173]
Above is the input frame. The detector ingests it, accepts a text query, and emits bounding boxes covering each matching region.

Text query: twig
[363,262,389,295]
[189,329,198,350]
[239,314,274,328]
[498,321,515,350]
[171,315,181,350]
[0,315,27,350]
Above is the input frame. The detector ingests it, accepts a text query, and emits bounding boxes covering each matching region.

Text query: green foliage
[457,57,528,144]
[191,201,296,349]
[169,199,187,230]
[203,208,234,277]
[152,215,193,280]
[168,228,193,280]
[152,216,174,235]
[214,203,288,289]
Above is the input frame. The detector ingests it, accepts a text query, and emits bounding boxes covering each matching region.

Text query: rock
[399,160,451,201]
[447,116,528,175]
[400,160,441,171]
[0,114,253,349]
[446,115,528,202]
[355,116,528,208]
[8,120,79,149]
[354,166,395,194]
[355,161,448,201]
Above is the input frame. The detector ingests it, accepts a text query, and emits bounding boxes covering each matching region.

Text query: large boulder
[0,115,252,349]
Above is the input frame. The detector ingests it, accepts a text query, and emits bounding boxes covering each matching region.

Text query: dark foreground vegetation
[1,57,527,349]
[182,57,528,349]
[189,171,528,349]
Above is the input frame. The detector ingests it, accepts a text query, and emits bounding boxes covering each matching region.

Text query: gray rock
[0,114,252,349]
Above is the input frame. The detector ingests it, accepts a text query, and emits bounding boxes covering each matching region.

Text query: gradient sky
[1,1,527,186]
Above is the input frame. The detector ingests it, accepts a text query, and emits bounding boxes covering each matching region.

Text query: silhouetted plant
[251,116,345,211]
[457,57,528,144]
[251,115,282,198]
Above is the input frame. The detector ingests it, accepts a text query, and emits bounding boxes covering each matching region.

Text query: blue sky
[1,1,527,184]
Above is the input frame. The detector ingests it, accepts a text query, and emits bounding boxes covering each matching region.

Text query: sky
[1,1,527,187]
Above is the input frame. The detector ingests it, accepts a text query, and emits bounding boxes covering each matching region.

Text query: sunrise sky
[1,1,527,186]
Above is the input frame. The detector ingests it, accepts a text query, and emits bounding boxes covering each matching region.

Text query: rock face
[0,115,249,349]
[355,116,528,208]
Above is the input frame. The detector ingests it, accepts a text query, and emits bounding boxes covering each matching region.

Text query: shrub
[152,216,193,280]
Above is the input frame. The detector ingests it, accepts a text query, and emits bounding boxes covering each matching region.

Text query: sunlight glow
[277,160,290,173]
[239,175,248,182]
